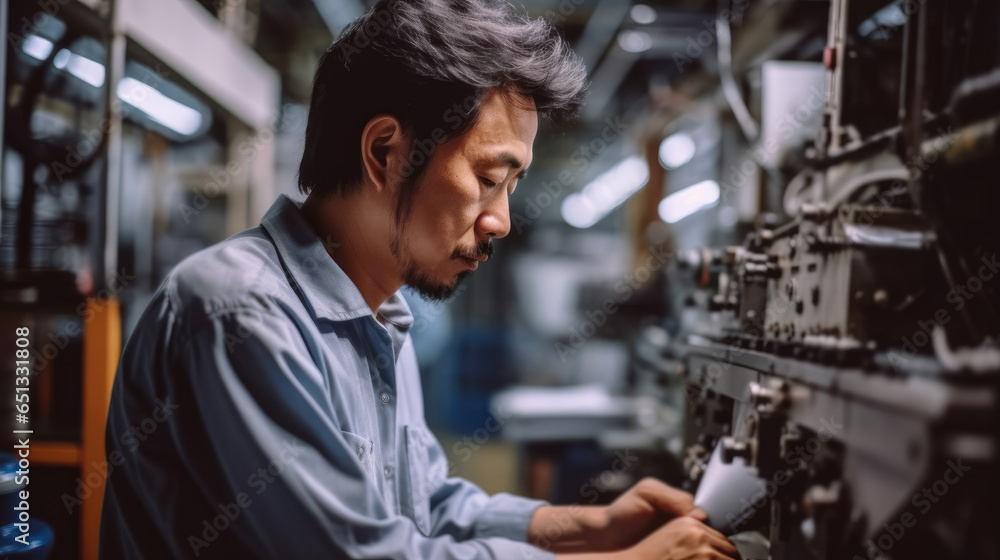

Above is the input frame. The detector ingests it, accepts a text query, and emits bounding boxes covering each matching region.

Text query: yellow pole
[80,297,121,560]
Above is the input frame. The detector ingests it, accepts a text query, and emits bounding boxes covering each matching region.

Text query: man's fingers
[674,516,737,557]
[698,522,737,554]
[687,507,708,521]
[635,477,697,515]
[706,532,738,557]
[708,550,739,560]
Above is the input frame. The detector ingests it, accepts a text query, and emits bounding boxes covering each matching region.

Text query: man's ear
[360,115,409,194]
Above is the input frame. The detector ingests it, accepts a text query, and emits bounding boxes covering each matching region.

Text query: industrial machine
[665,0,1000,558]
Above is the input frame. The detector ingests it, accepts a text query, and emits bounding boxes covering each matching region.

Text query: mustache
[453,239,494,261]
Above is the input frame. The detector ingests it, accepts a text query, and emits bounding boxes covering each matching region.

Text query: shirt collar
[260,194,414,332]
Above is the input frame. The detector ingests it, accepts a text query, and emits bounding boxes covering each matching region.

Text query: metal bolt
[873,289,889,306]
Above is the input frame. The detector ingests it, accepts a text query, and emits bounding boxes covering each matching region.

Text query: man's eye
[479,177,499,188]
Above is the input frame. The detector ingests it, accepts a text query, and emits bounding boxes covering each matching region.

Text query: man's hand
[598,477,707,551]
[530,477,710,554]
[624,516,739,559]
[551,516,738,560]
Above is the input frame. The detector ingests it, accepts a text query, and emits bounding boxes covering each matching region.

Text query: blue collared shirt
[100,195,552,559]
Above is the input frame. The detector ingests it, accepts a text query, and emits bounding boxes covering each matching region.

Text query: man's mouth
[454,240,494,266]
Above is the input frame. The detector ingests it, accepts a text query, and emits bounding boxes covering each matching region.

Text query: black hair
[297,0,588,205]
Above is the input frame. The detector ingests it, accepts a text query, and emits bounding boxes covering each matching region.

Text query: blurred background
[3,0,999,559]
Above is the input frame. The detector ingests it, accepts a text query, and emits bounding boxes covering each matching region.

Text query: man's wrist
[553,549,634,560]
[529,505,614,553]
[579,505,612,537]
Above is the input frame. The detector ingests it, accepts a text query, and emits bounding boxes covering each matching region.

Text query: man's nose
[477,194,511,239]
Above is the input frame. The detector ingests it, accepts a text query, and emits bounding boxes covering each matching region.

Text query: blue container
[0,451,21,526]
[0,521,55,559]
[0,452,54,559]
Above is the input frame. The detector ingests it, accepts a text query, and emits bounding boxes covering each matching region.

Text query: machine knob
[749,380,789,410]
[720,436,752,464]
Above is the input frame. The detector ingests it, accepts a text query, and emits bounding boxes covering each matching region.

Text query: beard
[390,234,493,302]
[389,222,493,303]
[402,263,471,302]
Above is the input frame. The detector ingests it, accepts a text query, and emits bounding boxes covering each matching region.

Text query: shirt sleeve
[429,476,550,543]
[403,406,549,543]
[170,306,555,560]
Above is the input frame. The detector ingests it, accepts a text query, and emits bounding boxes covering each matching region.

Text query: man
[100,1,738,558]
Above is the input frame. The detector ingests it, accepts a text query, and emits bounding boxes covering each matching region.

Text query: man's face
[391,90,538,301]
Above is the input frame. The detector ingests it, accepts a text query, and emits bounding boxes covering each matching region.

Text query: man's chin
[404,269,471,302]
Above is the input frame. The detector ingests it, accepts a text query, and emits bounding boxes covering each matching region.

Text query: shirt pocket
[340,430,376,483]
[403,425,447,536]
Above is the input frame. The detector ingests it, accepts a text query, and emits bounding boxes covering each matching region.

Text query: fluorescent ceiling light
[617,30,652,53]
[21,37,202,137]
[561,155,650,228]
[658,180,720,223]
[117,77,203,136]
[22,35,106,87]
[53,49,106,87]
[22,35,54,60]
[658,132,696,169]
[561,195,598,229]
[630,5,657,25]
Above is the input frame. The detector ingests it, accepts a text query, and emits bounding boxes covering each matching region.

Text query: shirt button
[384,466,393,478]
[380,392,390,404]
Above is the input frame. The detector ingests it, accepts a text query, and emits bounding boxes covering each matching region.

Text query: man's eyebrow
[496,152,528,180]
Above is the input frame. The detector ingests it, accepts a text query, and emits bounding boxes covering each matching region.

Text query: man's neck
[300,192,403,316]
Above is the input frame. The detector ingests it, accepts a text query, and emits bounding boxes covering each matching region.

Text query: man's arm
[419,467,552,543]
[145,305,554,559]
[528,505,611,553]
